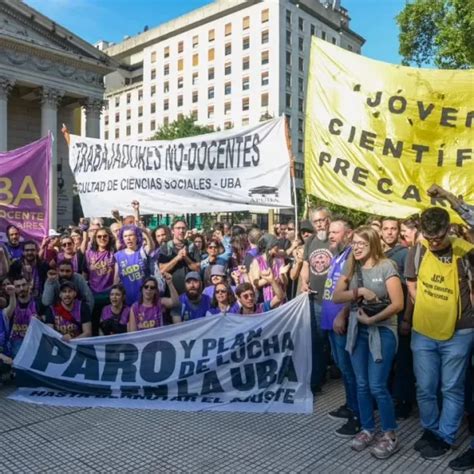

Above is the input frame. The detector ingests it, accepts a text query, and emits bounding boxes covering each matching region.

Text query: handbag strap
[355,263,364,289]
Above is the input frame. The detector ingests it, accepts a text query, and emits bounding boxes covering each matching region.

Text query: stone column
[40,87,64,229]
[0,77,15,152]
[83,98,105,138]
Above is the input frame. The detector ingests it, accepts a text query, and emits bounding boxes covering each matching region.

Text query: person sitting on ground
[206,282,240,316]
[172,272,211,323]
[127,275,178,332]
[45,281,92,341]
[99,284,129,336]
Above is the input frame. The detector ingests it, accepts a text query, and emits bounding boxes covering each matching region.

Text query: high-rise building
[101,0,364,188]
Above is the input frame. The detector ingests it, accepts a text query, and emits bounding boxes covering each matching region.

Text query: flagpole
[284,117,298,233]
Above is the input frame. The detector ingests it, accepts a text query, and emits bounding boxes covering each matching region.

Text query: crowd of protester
[0,184,472,470]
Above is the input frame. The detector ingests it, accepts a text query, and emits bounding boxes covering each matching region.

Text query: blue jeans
[328,330,358,416]
[309,298,325,390]
[411,329,473,445]
[350,325,397,432]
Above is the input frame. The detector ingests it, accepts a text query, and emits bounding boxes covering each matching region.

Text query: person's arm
[3,285,16,319]
[159,251,183,274]
[406,279,417,304]
[332,274,378,304]
[128,306,137,332]
[300,261,310,293]
[264,270,284,309]
[141,228,155,255]
[111,209,122,224]
[160,273,179,309]
[249,259,268,291]
[0,246,9,278]
[61,123,70,146]
[38,237,49,260]
[333,306,350,335]
[182,247,200,272]
[41,270,59,307]
[279,262,290,288]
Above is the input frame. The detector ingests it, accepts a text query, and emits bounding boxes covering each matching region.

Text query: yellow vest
[413,237,473,340]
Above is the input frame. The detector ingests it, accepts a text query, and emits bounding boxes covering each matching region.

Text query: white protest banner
[68,117,293,216]
[11,295,312,413]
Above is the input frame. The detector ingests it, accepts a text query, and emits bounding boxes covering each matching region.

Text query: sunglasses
[215,289,227,294]
[143,285,157,290]
[208,245,218,249]
[97,234,109,239]
[240,292,254,300]
[62,242,73,247]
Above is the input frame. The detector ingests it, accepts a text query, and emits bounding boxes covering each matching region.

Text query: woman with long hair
[333,226,404,459]
[99,284,129,335]
[206,282,239,315]
[127,274,178,332]
[400,215,421,247]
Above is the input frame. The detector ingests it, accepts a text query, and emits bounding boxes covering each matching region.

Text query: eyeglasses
[62,242,73,247]
[208,245,218,249]
[287,227,295,231]
[351,241,369,249]
[312,218,328,224]
[143,285,157,290]
[97,234,109,239]
[240,292,255,300]
[215,289,227,294]
[424,229,448,243]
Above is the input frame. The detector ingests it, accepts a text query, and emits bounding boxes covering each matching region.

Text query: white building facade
[102,0,364,189]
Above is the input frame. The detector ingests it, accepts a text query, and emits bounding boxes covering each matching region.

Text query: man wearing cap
[172,272,211,323]
[45,281,91,341]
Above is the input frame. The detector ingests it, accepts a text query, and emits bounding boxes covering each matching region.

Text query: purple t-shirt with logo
[100,304,130,326]
[86,250,115,294]
[207,302,240,315]
[9,299,38,341]
[115,248,147,305]
[179,294,211,320]
[130,302,163,330]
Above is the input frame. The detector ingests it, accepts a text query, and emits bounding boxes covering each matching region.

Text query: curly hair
[118,225,144,249]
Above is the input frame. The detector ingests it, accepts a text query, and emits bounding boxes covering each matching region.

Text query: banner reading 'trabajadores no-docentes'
[305,38,473,218]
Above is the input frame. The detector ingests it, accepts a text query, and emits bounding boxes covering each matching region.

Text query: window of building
[192,72,199,85]
[115,96,120,107]
[261,8,269,23]
[242,76,250,90]
[321,31,326,40]
[225,82,231,95]
[164,99,169,110]
[242,56,249,70]
[192,35,199,48]
[208,105,214,118]
[298,97,304,112]
[177,95,183,107]
[242,117,249,126]
[295,162,304,180]
[151,68,156,80]
[286,93,291,108]
[138,89,143,101]
[150,103,156,114]
[151,51,157,63]
[225,23,232,36]
[332,36,337,45]
[286,10,291,27]
[298,139,303,153]
[225,62,232,75]
[164,46,170,58]
[163,81,169,93]
[115,128,119,139]
[126,125,131,136]
[151,85,156,96]
[286,30,291,46]
[115,112,119,122]
[261,93,269,107]
[261,50,269,65]
[261,71,269,86]
[138,123,143,134]
[208,86,214,99]
[178,58,183,71]
[163,64,169,75]
[138,106,143,117]
[126,109,131,120]
[192,91,198,103]
[104,131,109,140]
[242,97,250,111]
[224,121,233,130]
[310,24,315,36]
[286,72,291,88]
[225,43,232,55]
[126,93,131,104]
[243,36,250,50]
[177,77,183,89]
[348,44,353,51]
[298,118,303,133]
[298,17,304,31]
[178,41,184,54]
[208,48,215,61]
[224,102,231,115]
[163,116,169,126]
[299,37,304,52]
[286,51,291,67]
[208,67,214,80]
[208,29,215,42]
[191,109,198,120]
[104,115,109,126]
[243,16,250,30]
[298,56,304,72]
[298,78,305,96]
[151,120,156,131]
[261,30,269,44]
[192,53,199,67]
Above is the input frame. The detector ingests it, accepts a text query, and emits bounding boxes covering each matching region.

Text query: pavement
[1,377,472,473]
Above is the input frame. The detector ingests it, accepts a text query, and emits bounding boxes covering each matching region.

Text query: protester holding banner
[99,285,129,336]
[206,282,240,316]
[333,226,403,458]
[127,275,178,331]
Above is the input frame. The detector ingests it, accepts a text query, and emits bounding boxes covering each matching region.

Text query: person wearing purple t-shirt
[206,282,240,316]
[128,275,178,331]
[99,285,129,335]
[172,272,211,323]
[4,225,23,262]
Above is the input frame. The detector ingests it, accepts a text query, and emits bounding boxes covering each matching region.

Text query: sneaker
[370,433,401,459]
[448,448,474,471]
[395,401,412,420]
[335,416,361,438]
[328,404,352,420]
[414,429,437,452]
[351,430,375,452]
[420,436,451,460]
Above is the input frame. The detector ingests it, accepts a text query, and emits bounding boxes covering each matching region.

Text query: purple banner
[0,135,51,242]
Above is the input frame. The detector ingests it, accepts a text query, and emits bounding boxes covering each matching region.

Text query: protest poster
[305,38,474,218]
[11,295,313,413]
[68,117,293,216]
[0,136,51,241]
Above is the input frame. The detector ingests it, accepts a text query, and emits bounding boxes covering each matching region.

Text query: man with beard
[172,272,211,323]
[45,281,91,340]
[9,241,49,298]
[381,217,414,420]
[3,276,42,357]
[159,219,201,295]
[4,225,23,262]
[301,207,334,393]
[321,218,360,437]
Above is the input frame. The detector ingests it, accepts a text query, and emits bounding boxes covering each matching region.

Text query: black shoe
[395,401,412,420]
[328,365,341,380]
[414,429,437,452]
[328,404,352,420]
[334,416,361,438]
[420,436,451,460]
[448,448,474,471]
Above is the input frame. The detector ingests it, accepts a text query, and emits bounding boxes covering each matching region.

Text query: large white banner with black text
[68,117,293,216]
[10,295,312,413]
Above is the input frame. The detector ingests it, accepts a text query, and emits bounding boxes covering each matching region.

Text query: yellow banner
[304,38,474,219]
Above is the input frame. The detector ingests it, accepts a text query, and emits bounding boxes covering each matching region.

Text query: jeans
[309,298,325,390]
[328,330,358,416]
[411,329,473,445]
[350,325,397,432]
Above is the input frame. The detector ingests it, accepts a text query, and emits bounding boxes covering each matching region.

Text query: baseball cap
[210,265,226,277]
[300,220,313,233]
[185,271,201,282]
[59,280,76,292]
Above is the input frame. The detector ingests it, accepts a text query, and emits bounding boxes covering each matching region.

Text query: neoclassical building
[0,0,115,226]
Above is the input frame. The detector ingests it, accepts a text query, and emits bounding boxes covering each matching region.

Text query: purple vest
[52,300,82,338]
[131,302,163,330]
[0,310,9,348]
[10,299,38,341]
[86,250,115,293]
[115,248,147,305]
[321,247,352,330]
[101,304,130,326]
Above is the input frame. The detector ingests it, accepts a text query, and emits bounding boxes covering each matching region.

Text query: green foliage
[149,115,214,140]
[397,0,474,69]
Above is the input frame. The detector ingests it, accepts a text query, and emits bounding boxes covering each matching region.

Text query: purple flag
[0,135,51,242]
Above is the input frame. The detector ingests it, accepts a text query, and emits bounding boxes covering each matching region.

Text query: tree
[396,0,474,69]
[149,114,214,140]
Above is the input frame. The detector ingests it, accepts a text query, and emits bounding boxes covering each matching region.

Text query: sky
[25,0,405,64]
